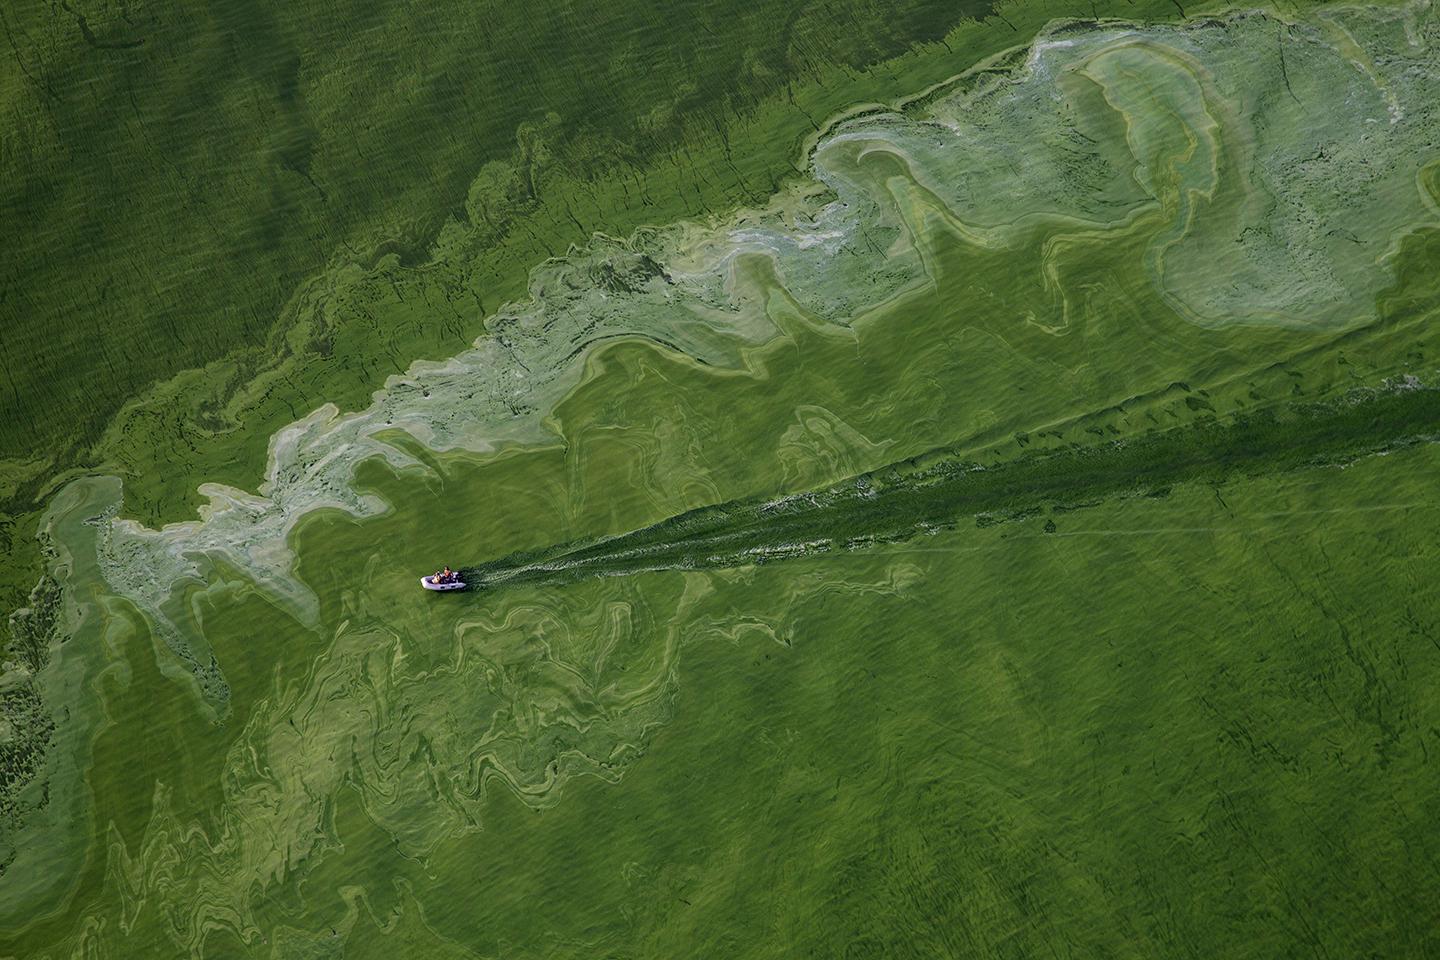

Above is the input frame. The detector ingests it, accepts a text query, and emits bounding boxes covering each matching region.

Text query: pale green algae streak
[5,3,1440,956]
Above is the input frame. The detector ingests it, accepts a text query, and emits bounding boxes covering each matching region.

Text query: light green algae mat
[3,0,1440,956]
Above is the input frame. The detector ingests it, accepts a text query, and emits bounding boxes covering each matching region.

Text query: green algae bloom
[2,1,1440,957]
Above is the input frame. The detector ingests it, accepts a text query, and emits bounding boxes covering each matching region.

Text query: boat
[420,575,467,592]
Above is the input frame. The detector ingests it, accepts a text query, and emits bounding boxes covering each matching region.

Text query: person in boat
[442,566,455,583]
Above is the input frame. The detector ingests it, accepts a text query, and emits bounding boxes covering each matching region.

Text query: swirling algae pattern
[6,3,1440,956]
[95,6,1440,684]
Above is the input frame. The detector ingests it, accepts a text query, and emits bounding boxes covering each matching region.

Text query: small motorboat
[420,575,467,592]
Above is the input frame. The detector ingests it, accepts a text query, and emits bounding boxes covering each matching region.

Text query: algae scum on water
[3,1,1440,956]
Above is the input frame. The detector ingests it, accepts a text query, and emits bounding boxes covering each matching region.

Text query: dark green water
[467,387,1440,589]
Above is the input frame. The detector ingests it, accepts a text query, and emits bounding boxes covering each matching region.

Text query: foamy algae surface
[3,1,1440,956]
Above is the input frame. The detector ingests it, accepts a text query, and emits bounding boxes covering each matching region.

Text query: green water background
[3,0,1440,956]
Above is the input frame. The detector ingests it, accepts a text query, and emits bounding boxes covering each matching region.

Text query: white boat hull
[421,576,467,592]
